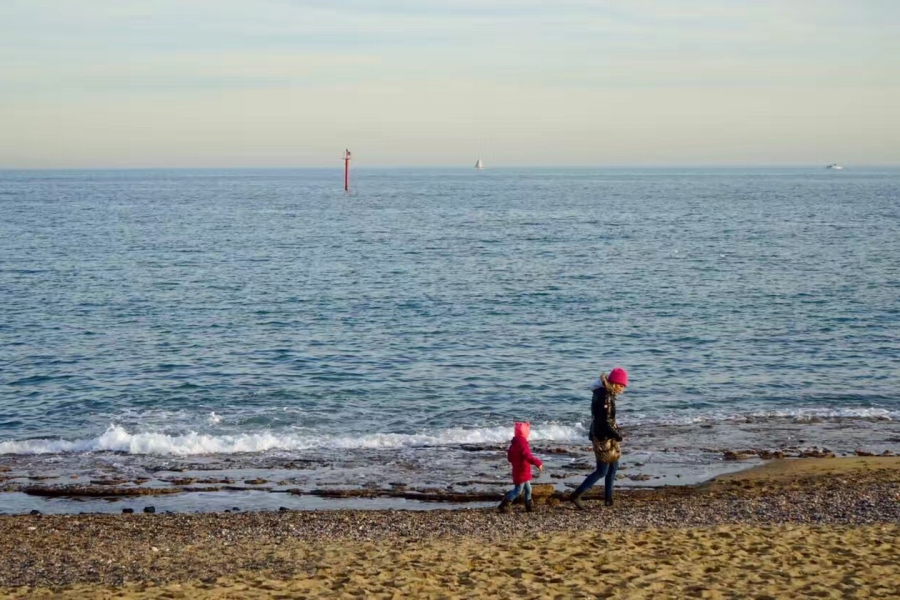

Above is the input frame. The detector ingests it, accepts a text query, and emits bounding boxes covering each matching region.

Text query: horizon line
[2,163,895,172]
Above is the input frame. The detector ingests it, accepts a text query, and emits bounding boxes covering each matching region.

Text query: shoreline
[4,446,897,516]
[1,457,898,597]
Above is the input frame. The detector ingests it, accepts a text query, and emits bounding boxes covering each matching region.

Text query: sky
[1,0,899,168]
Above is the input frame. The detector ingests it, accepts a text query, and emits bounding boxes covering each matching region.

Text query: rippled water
[1,167,898,512]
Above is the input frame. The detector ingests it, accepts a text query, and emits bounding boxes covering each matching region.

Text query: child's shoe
[497,498,511,513]
[525,499,535,513]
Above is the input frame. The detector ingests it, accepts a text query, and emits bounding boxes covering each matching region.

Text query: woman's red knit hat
[608,367,628,387]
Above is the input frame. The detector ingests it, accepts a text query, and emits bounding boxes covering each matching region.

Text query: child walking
[498,421,543,513]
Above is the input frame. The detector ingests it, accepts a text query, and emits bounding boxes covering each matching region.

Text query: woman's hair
[600,373,619,396]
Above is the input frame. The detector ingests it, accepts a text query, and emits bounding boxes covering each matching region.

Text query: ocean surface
[1,167,899,513]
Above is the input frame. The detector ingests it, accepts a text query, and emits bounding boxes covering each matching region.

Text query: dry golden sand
[7,524,899,599]
[1,458,898,599]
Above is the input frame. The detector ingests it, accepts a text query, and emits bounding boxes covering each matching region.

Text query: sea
[1,167,899,514]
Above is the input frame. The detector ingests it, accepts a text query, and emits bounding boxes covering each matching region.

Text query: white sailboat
[474,158,484,170]
[826,163,844,170]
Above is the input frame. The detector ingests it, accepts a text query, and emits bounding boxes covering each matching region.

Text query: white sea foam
[745,407,896,421]
[639,406,898,426]
[0,423,585,456]
[2,406,895,457]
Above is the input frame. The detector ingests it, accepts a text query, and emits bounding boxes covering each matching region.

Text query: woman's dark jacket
[589,384,622,442]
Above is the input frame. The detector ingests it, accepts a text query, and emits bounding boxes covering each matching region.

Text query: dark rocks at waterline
[89,479,129,486]
[143,507,156,514]
[122,508,134,514]
[723,451,757,461]
[458,444,505,453]
[560,462,594,471]
[533,447,581,455]
[162,478,234,485]
[23,485,181,498]
[452,480,506,487]
[853,449,896,457]
[800,450,836,459]
[758,450,786,460]
[721,448,839,461]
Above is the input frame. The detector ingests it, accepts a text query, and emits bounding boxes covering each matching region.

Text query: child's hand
[538,465,544,472]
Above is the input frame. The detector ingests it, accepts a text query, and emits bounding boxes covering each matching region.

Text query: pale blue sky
[1,0,898,167]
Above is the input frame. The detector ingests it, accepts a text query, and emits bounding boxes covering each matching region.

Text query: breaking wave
[1,406,895,457]
[0,423,585,456]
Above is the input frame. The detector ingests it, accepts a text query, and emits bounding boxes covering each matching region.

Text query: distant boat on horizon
[474,158,484,170]
[826,163,844,170]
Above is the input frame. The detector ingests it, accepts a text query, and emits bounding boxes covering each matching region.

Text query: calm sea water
[1,167,899,512]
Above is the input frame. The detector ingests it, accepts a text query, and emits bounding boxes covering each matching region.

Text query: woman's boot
[497,498,511,513]
[569,492,587,511]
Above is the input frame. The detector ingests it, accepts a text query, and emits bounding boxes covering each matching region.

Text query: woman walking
[569,367,628,509]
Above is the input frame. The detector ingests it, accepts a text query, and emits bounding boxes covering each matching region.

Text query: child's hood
[590,378,604,391]
[514,421,531,439]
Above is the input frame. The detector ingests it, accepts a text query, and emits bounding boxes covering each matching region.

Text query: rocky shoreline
[3,445,895,513]
[0,458,897,592]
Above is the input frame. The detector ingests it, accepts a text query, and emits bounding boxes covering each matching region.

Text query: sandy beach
[1,457,898,598]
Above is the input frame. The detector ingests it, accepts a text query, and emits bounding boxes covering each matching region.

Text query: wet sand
[1,458,898,599]
[711,454,900,482]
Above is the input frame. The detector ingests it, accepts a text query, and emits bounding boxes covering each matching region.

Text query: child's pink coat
[507,422,543,484]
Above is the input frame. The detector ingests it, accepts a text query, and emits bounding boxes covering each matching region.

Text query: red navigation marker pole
[344,149,352,192]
